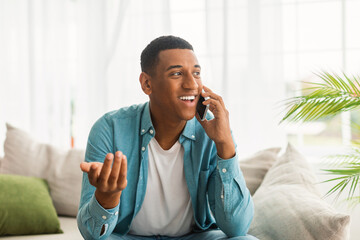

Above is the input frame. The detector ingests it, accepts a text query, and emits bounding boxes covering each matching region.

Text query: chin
[182,112,196,121]
[176,108,197,121]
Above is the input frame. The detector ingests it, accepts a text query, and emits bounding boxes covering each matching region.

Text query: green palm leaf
[322,162,360,200]
[280,72,360,123]
[325,151,360,167]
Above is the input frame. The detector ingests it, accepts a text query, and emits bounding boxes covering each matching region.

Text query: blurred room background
[1,0,360,160]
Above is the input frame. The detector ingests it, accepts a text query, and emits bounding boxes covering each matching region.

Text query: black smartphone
[196,95,209,121]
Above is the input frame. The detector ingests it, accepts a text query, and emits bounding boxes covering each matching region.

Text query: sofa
[0,123,351,240]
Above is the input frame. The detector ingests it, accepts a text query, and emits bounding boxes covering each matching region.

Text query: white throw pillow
[0,123,84,217]
[239,147,280,195]
[248,143,350,240]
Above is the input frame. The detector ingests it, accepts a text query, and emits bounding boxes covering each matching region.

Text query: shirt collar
[140,101,196,141]
[181,118,196,141]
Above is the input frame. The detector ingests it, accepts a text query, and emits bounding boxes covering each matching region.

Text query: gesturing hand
[196,86,235,159]
[80,151,127,209]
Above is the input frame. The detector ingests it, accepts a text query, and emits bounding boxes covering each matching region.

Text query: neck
[149,103,186,150]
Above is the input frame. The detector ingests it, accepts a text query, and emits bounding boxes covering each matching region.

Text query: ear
[139,72,152,95]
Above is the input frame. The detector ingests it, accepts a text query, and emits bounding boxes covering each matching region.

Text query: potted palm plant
[281,72,360,206]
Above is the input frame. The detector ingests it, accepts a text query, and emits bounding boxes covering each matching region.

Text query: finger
[117,154,128,190]
[202,85,213,93]
[80,162,91,173]
[204,99,226,118]
[108,151,122,185]
[88,163,100,186]
[98,153,114,185]
[218,96,226,110]
[203,98,222,112]
[209,104,217,113]
[202,91,222,102]
[201,87,226,109]
[201,92,219,100]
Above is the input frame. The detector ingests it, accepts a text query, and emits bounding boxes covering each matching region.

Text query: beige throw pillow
[239,147,281,195]
[248,143,350,240]
[0,123,84,217]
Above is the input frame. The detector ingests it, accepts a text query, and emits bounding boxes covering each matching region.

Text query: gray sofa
[0,123,351,240]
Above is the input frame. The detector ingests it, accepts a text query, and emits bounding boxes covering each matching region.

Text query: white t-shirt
[129,138,194,237]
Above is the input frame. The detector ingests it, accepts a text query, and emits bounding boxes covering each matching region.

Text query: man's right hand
[80,151,128,209]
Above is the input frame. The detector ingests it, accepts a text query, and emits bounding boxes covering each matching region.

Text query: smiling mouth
[179,96,196,102]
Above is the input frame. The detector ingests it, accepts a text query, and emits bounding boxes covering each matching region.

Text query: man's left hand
[196,85,235,159]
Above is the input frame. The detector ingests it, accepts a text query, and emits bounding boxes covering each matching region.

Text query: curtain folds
[0,0,287,156]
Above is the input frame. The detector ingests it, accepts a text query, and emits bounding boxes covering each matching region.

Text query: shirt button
[102,215,107,220]
[115,211,118,216]
[149,129,154,134]
[141,147,145,151]
[221,194,224,199]
[222,168,227,173]
[191,135,195,138]
[141,129,145,133]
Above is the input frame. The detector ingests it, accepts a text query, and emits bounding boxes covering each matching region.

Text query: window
[281,0,360,159]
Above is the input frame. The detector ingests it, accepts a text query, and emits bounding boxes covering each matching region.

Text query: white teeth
[179,96,195,101]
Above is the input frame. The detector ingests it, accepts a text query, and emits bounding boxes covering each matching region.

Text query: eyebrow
[166,64,201,71]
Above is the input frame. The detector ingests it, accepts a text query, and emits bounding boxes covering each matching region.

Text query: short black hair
[140,35,194,75]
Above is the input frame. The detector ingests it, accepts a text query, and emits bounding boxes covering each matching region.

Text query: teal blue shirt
[77,102,254,240]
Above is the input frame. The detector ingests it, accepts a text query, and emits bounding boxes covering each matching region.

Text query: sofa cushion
[248,143,350,240]
[0,123,84,217]
[0,174,62,236]
[239,147,280,195]
[0,217,81,240]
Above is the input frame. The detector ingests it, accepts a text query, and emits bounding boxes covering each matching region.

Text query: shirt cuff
[216,153,241,181]
[88,194,120,222]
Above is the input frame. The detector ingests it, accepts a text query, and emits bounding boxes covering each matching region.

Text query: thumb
[80,162,91,173]
[196,113,209,129]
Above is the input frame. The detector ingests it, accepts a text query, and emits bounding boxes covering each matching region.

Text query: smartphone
[196,95,209,121]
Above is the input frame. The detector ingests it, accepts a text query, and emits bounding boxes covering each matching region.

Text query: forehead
[157,49,199,70]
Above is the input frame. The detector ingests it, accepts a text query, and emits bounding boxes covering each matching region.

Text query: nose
[182,73,199,90]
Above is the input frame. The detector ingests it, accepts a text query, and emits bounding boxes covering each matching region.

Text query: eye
[193,72,201,77]
[172,72,182,76]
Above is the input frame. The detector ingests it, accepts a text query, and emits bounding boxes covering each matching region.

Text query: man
[77,36,257,240]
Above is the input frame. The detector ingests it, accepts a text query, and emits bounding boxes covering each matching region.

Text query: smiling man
[77,36,257,240]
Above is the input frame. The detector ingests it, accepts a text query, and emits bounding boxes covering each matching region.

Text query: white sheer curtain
[0,0,287,157]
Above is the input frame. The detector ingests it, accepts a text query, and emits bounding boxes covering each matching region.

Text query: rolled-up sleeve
[77,195,119,239]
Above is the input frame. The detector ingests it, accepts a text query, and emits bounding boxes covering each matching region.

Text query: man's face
[148,49,203,122]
